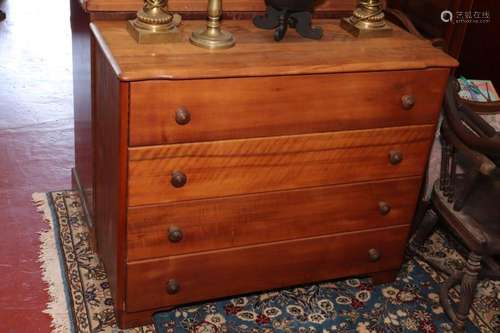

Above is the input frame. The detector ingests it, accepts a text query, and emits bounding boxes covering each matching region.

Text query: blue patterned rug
[153,237,500,333]
[34,191,500,333]
[153,261,480,333]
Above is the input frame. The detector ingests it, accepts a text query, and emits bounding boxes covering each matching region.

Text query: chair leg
[408,207,439,255]
[453,170,479,211]
[440,252,482,333]
[453,252,482,332]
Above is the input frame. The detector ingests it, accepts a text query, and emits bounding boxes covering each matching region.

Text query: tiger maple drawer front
[128,69,448,146]
[126,225,410,311]
[128,125,434,206]
[127,177,421,260]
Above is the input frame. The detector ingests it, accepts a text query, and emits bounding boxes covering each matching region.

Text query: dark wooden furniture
[388,0,500,89]
[459,98,500,115]
[409,79,500,332]
[458,0,500,90]
[80,19,457,328]
[387,0,474,58]
[78,0,355,12]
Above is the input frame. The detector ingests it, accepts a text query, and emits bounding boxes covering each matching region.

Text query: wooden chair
[459,98,500,116]
[409,78,500,332]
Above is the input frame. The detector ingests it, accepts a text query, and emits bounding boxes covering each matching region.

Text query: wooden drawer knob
[166,279,180,294]
[168,226,183,243]
[401,95,416,110]
[378,201,391,215]
[175,107,191,125]
[389,150,403,165]
[368,248,381,262]
[171,170,187,188]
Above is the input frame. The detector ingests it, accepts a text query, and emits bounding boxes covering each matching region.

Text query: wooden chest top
[91,19,458,81]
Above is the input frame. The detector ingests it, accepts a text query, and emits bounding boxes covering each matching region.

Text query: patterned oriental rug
[34,191,500,333]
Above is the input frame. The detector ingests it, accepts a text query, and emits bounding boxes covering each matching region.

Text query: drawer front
[128,125,434,206]
[128,177,421,261]
[126,225,410,311]
[129,69,448,146]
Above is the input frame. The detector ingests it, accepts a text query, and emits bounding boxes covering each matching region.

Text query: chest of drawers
[80,19,457,328]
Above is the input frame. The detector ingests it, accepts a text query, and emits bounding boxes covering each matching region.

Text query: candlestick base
[190,28,235,49]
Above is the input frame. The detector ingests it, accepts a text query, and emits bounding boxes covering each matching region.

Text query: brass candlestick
[127,0,182,43]
[190,0,235,49]
[341,0,392,37]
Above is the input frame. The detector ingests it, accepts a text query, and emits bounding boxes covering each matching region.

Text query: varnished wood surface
[90,20,458,81]
[92,39,129,309]
[127,177,421,260]
[129,69,448,146]
[86,15,457,325]
[83,0,355,13]
[126,225,410,311]
[128,125,434,206]
[72,0,94,217]
[88,10,350,21]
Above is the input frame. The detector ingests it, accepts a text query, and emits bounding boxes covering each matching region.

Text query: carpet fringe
[33,192,71,333]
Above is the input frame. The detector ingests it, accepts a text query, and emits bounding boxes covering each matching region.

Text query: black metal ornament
[253,0,323,41]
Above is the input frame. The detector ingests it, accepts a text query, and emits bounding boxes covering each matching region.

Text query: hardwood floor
[0,1,74,332]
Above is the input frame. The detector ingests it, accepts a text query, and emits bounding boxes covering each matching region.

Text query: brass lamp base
[340,16,392,38]
[190,28,235,49]
[127,13,182,44]
[341,0,392,38]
